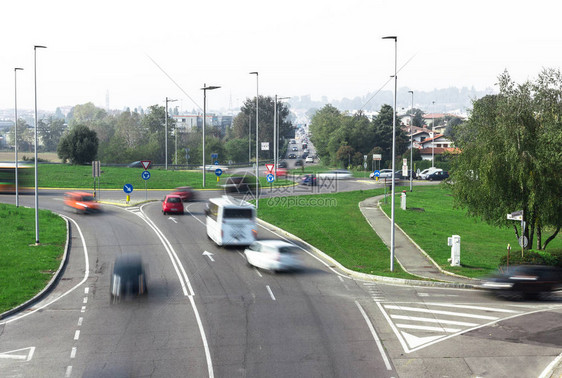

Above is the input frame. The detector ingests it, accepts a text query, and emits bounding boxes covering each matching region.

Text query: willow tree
[450,69,562,250]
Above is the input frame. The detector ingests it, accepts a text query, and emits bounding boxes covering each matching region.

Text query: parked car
[278,160,288,168]
[110,253,148,303]
[244,240,301,272]
[305,156,314,163]
[170,186,196,201]
[369,169,393,179]
[480,265,562,299]
[317,170,352,180]
[427,171,449,181]
[64,191,101,214]
[419,167,442,179]
[299,174,317,186]
[162,194,184,215]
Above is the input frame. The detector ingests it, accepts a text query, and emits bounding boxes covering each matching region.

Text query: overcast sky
[1,0,561,113]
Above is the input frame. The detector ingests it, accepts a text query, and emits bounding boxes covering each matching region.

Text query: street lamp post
[14,67,23,207]
[408,90,414,192]
[33,45,46,245]
[382,35,397,272]
[249,72,259,209]
[274,96,290,180]
[432,101,435,167]
[164,97,177,170]
[201,84,220,188]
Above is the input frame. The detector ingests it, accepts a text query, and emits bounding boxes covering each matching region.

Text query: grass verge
[0,204,66,314]
[257,188,417,280]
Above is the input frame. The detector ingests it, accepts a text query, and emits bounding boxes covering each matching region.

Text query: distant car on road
[278,160,288,168]
[170,186,196,201]
[299,174,317,186]
[221,176,257,194]
[110,254,147,303]
[481,265,562,299]
[288,153,297,159]
[369,169,393,179]
[244,240,301,272]
[317,170,352,180]
[128,161,144,168]
[419,167,442,179]
[162,194,184,215]
[305,156,314,163]
[294,159,304,167]
[292,146,298,151]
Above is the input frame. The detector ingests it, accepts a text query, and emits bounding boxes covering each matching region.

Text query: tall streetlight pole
[408,90,414,192]
[249,72,259,209]
[33,45,46,245]
[165,97,177,170]
[201,84,220,188]
[274,96,290,180]
[14,67,23,207]
[382,35,397,272]
[432,100,436,167]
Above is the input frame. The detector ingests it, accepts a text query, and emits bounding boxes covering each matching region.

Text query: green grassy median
[0,204,66,314]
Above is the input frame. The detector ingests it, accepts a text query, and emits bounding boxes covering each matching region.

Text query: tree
[372,104,409,168]
[336,145,355,168]
[407,108,425,127]
[7,119,34,152]
[450,69,562,251]
[38,117,66,151]
[57,125,99,164]
[225,138,249,163]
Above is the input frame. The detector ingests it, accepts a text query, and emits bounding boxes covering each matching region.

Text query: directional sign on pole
[141,171,151,180]
[373,170,381,177]
[123,184,134,193]
[266,173,275,183]
[215,168,223,176]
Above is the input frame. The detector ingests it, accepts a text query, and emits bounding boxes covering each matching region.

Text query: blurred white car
[317,170,352,180]
[369,168,393,179]
[305,156,314,163]
[244,240,301,272]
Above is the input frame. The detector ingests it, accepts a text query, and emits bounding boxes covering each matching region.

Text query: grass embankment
[0,204,66,314]
[257,188,417,280]
[36,164,293,190]
[380,185,562,278]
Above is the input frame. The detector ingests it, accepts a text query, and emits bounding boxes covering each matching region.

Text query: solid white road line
[390,315,478,327]
[423,302,519,313]
[355,301,392,371]
[266,285,276,301]
[383,305,498,320]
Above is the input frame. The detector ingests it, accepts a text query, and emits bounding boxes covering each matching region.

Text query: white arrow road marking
[168,217,178,223]
[0,347,35,361]
[202,251,215,262]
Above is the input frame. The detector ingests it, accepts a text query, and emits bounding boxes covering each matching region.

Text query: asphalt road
[1,188,561,377]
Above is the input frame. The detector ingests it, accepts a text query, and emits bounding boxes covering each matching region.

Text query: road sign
[211,153,218,159]
[373,154,382,161]
[265,164,274,173]
[261,142,270,151]
[142,171,151,180]
[92,161,100,177]
[363,162,368,169]
[266,173,275,183]
[215,168,223,176]
[141,160,151,170]
[518,235,528,248]
[373,170,381,177]
[214,161,219,165]
[123,184,133,193]
[507,210,523,221]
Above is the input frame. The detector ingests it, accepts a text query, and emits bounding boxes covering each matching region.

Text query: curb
[256,218,477,289]
[0,214,71,321]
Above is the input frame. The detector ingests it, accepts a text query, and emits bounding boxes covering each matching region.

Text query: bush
[499,249,562,267]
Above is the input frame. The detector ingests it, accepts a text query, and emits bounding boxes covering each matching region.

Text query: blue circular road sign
[373,170,381,177]
[266,173,275,183]
[123,184,134,193]
[215,168,223,176]
[142,171,151,180]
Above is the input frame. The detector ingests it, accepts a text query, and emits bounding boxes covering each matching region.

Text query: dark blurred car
[481,265,562,299]
[221,176,257,193]
[427,171,449,181]
[394,170,417,180]
[128,161,143,168]
[288,153,297,159]
[162,194,184,215]
[64,191,101,214]
[299,174,317,186]
[170,186,196,201]
[294,159,304,167]
[278,160,288,168]
[110,254,147,303]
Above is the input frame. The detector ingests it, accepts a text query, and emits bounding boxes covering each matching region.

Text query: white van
[205,196,257,246]
[419,167,442,180]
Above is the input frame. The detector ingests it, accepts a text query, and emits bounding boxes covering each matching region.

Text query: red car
[162,194,184,215]
[170,186,196,201]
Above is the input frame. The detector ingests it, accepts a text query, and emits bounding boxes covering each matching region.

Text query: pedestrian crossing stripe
[375,301,536,353]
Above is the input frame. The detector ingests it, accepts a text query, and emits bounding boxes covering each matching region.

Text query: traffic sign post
[215,168,222,182]
[123,184,133,203]
[507,210,525,257]
[266,173,275,191]
[141,160,151,170]
[141,170,150,200]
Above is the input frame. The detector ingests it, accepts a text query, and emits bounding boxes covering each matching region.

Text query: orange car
[64,191,101,214]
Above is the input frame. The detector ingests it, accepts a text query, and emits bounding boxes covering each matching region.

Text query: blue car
[300,174,317,186]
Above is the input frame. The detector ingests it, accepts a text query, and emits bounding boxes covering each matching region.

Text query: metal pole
[248,115,251,164]
[33,45,46,245]
[165,98,169,170]
[250,72,259,210]
[274,95,277,180]
[383,36,397,272]
[408,90,414,192]
[432,101,435,167]
[14,67,23,207]
[203,88,206,187]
